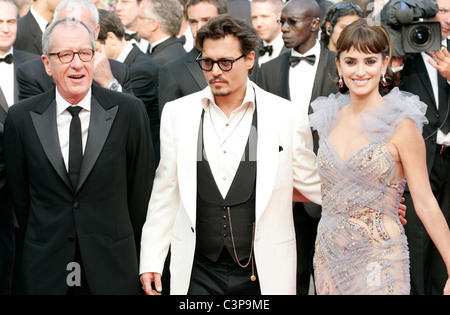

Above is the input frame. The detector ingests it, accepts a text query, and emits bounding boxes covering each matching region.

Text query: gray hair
[0,0,19,19]
[42,17,95,56]
[53,0,100,26]
[143,0,183,36]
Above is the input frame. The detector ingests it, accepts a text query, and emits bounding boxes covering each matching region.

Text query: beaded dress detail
[309,88,427,295]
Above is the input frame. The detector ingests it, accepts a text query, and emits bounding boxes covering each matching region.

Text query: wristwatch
[108,78,119,91]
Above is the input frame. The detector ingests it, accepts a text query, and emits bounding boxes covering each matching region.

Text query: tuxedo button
[73,202,79,209]
[68,236,75,242]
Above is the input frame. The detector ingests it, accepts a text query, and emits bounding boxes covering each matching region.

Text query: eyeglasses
[196,53,247,71]
[137,16,156,22]
[335,2,361,11]
[48,48,95,64]
[277,17,318,27]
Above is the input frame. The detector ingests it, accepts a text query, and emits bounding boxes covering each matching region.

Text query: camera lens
[410,25,431,46]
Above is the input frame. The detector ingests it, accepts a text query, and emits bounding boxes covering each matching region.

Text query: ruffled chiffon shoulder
[309,87,428,143]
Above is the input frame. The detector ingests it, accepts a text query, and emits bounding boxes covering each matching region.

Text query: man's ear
[41,55,52,77]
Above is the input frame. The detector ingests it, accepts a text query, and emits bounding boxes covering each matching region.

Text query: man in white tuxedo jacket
[139,14,321,295]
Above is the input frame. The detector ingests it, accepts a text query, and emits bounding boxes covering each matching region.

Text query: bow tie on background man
[289,55,316,67]
[0,54,13,64]
[125,32,140,42]
[260,45,273,57]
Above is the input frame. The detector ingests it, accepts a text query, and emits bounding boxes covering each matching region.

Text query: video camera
[378,0,441,57]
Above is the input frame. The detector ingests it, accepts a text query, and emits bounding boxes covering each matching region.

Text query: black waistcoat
[196,105,257,263]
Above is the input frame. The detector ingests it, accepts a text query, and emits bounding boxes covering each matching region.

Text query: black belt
[436,144,450,156]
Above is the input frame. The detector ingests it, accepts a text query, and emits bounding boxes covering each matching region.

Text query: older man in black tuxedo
[4,17,155,295]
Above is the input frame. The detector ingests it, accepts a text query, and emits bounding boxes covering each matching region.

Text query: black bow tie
[0,54,13,64]
[289,55,316,67]
[125,32,140,42]
[260,45,273,57]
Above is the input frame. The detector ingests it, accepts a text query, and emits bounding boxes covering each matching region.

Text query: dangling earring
[339,75,344,88]
[381,73,387,87]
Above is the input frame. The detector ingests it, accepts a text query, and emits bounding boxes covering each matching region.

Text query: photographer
[396,0,450,295]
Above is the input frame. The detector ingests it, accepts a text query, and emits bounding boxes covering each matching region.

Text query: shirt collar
[56,87,92,116]
[30,5,50,34]
[291,39,321,58]
[201,79,256,115]
[117,42,134,63]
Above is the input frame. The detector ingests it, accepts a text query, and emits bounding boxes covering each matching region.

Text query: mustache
[209,76,229,84]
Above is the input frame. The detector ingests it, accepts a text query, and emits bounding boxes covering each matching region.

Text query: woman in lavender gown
[309,19,450,295]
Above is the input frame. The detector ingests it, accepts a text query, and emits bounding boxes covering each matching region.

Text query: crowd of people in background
[0,0,449,296]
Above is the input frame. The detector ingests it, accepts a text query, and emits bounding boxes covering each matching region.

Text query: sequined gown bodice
[309,88,428,295]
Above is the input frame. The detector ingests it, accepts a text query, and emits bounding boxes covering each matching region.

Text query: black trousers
[188,248,261,295]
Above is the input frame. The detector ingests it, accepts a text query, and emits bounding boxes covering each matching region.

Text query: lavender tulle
[309,88,428,295]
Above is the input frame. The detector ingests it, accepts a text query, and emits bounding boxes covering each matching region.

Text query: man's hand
[427,47,450,81]
[140,272,163,295]
[398,197,407,226]
[93,44,115,88]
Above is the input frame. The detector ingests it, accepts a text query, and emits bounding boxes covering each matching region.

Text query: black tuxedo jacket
[14,10,44,55]
[158,47,266,114]
[399,45,450,173]
[0,49,40,124]
[148,36,186,66]
[4,85,155,294]
[16,57,133,100]
[123,45,159,126]
[260,44,338,105]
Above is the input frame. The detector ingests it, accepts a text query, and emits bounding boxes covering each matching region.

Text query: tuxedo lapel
[414,54,437,108]
[185,49,206,90]
[178,101,203,228]
[123,44,140,66]
[0,87,8,124]
[280,53,291,100]
[253,85,278,222]
[30,96,72,190]
[76,92,118,192]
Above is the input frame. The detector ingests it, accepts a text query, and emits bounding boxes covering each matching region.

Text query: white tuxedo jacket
[140,80,321,294]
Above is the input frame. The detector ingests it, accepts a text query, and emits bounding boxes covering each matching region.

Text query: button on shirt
[289,40,320,110]
[56,88,91,171]
[201,80,256,198]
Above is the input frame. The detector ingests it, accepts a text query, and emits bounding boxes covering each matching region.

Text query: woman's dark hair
[335,18,399,94]
[320,2,364,47]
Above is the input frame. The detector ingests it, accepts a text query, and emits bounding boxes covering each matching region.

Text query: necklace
[208,102,250,147]
[226,206,257,281]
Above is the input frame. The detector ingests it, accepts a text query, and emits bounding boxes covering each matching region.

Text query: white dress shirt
[422,39,450,145]
[0,48,14,106]
[289,40,321,110]
[201,80,256,198]
[56,88,91,171]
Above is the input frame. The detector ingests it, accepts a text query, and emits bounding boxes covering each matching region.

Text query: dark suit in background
[0,49,40,123]
[261,42,338,294]
[123,44,161,162]
[4,84,155,294]
[0,123,13,294]
[399,44,450,295]
[14,10,44,55]
[148,36,186,67]
[0,48,39,295]
[16,58,133,100]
